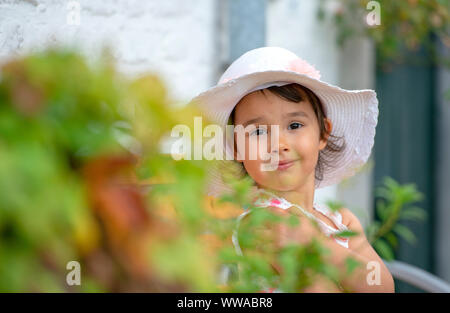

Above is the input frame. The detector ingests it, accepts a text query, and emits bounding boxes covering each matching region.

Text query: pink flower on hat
[221,77,232,84]
[287,58,321,80]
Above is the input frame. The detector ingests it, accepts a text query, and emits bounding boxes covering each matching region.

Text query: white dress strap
[312,203,349,248]
[232,210,251,256]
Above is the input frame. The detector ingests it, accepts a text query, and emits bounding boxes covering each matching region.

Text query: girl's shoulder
[337,207,364,232]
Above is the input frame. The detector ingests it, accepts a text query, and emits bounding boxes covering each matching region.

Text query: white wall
[267,0,341,85]
[0,0,217,102]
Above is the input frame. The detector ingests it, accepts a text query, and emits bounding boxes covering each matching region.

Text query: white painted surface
[0,0,217,102]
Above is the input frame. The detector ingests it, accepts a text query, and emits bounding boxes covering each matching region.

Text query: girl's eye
[250,127,267,136]
[288,122,303,130]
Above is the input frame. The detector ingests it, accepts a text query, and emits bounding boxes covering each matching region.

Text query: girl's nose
[275,143,289,153]
[270,133,290,153]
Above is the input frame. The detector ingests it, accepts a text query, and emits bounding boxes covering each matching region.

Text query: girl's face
[233,88,331,192]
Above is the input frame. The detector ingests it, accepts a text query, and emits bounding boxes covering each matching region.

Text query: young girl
[192,47,394,292]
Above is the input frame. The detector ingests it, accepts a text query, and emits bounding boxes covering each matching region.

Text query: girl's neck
[256,177,316,214]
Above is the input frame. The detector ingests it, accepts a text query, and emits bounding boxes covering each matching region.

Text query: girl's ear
[319,118,332,151]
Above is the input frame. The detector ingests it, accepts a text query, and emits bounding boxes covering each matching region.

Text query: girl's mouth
[277,160,297,170]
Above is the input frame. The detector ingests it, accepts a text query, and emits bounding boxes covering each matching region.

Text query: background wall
[0,0,218,102]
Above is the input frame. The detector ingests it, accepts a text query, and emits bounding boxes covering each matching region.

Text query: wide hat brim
[190,69,379,197]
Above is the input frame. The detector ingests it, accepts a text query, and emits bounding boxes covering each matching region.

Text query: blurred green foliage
[0,48,219,292]
[367,177,426,261]
[0,48,425,292]
[318,0,450,70]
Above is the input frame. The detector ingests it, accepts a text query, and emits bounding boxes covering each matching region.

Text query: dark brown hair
[228,83,346,183]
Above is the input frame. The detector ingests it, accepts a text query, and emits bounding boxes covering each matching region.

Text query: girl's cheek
[240,136,273,179]
[296,132,319,153]
[247,136,271,161]
[243,159,269,181]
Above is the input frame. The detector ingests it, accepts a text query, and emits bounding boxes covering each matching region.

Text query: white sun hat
[190,46,379,197]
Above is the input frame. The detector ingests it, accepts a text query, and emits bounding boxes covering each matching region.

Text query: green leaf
[321,263,340,282]
[375,199,389,221]
[392,224,416,245]
[345,257,362,275]
[217,194,236,204]
[333,230,359,238]
[399,206,427,221]
[324,200,345,213]
[373,238,394,261]
[286,214,300,227]
[385,232,398,248]
[365,221,380,243]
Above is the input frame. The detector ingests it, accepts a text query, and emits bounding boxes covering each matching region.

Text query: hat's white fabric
[190,47,379,197]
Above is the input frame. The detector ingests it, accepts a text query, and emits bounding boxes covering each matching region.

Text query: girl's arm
[318,208,395,293]
[268,206,395,292]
